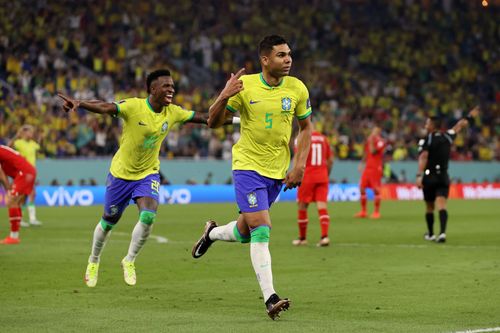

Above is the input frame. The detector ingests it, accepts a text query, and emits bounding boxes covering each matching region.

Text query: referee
[416,106,479,243]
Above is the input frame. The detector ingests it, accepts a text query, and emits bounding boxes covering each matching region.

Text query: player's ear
[260,55,268,66]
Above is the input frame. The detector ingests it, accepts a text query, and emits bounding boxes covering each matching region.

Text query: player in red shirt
[293,131,334,246]
[0,145,37,244]
[354,125,386,219]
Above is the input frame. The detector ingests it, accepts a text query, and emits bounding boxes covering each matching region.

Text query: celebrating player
[0,145,37,244]
[8,125,43,226]
[192,35,313,320]
[354,125,386,219]
[58,69,227,288]
[417,106,479,243]
[292,131,333,247]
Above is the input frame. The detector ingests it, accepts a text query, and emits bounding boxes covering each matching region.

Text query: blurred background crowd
[0,0,498,161]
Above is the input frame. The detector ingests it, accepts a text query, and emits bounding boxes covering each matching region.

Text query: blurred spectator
[0,0,497,162]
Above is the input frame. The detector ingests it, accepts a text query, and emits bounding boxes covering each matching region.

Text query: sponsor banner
[381,183,500,200]
[0,183,497,207]
[0,184,369,207]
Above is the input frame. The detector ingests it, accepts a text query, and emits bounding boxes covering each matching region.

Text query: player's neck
[261,71,283,87]
[147,96,163,113]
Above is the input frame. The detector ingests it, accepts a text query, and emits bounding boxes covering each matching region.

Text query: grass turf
[0,200,499,332]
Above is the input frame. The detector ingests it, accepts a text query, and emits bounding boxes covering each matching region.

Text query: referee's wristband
[416,173,422,177]
[465,115,474,125]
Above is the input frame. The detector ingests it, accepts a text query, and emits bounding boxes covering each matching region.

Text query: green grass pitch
[1,200,499,332]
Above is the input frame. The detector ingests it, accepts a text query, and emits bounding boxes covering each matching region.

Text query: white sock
[209,221,237,241]
[10,231,19,239]
[88,223,111,263]
[28,205,37,222]
[250,242,276,301]
[125,222,152,262]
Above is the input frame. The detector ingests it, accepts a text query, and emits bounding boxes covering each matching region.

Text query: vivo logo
[42,188,94,206]
[159,188,192,204]
[328,186,360,202]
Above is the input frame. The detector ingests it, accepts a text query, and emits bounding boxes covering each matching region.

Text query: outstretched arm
[208,68,245,128]
[284,117,313,190]
[58,93,117,116]
[187,113,240,126]
[451,106,480,133]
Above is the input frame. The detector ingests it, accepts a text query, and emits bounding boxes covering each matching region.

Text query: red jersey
[364,135,385,171]
[0,145,36,177]
[297,132,333,183]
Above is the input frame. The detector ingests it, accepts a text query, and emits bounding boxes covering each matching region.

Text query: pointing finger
[234,68,246,79]
[57,93,70,102]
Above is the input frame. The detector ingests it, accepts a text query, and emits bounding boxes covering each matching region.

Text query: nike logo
[249,100,260,105]
[138,121,147,126]
[194,247,203,257]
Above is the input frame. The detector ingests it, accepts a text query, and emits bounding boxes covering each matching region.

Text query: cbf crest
[247,192,258,208]
[281,97,292,111]
[161,121,169,132]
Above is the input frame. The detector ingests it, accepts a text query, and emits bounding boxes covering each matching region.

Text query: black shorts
[422,173,450,202]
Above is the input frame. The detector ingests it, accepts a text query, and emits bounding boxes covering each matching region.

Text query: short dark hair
[146,69,171,93]
[258,35,288,55]
[428,116,441,125]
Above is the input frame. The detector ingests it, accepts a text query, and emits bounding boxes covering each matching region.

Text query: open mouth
[164,94,173,103]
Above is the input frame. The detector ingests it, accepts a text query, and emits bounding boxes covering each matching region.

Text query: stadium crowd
[0,0,498,161]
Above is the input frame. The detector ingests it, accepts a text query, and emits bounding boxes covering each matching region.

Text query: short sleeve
[375,138,385,154]
[113,98,135,120]
[172,105,195,124]
[226,93,242,113]
[418,136,429,154]
[444,129,457,143]
[296,81,312,120]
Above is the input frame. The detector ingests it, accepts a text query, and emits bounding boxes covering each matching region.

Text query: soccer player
[0,145,37,244]
[58,69,230,288]
[292,131,333,247]
[8,125,42,226]
[417,106,479,243]
[192,35,313,320]
[354,125,386,219]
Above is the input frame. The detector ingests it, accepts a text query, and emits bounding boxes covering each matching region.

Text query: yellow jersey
[111,97,194,180]
[13,139,40,167]
[226,73,312,179]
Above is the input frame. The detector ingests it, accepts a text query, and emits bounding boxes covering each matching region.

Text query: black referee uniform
[417,129,456,202]
[417,129,457,242]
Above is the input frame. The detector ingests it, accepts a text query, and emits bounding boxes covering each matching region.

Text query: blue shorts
[233,170,283,213]
[103,173,160,223]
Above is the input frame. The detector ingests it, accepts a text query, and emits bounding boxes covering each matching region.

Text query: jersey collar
[259,72,284,89]
[146,96,163,113]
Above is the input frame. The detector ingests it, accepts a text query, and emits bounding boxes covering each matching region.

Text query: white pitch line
[452,327,500,333]
[335,242,500,250]
[113,231,168,244]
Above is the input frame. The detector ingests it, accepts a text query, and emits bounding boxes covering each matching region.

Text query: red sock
[360,194,367,212]
[9,207,22,233]
[318,208,330,238]
[297,209,308,240]
[374,195,381,213]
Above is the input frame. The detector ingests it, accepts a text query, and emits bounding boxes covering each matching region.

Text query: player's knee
[99,218,115,231]
[139,210,156,225]
[250,226,270,243]
[233,224,250,243]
